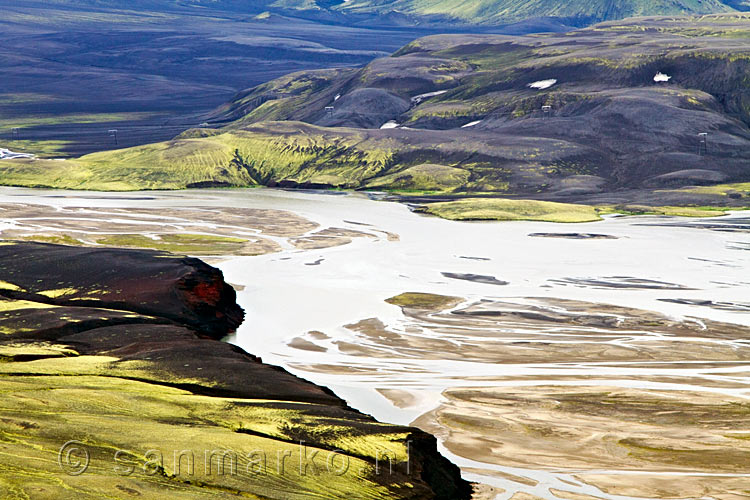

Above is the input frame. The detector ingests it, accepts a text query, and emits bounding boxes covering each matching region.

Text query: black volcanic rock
[529,233,618,239]
[0,242,243,338]
[442,272,509,286]
[316,88,411,128]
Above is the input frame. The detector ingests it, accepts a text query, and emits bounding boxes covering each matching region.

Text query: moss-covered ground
[598,204,740,217]
[93,234,250,255]
[0,361,415,500]
[0,124,395,191]
[386,292,464,310]
[337,0,733,25]
[420,198,603,222]
[416,198,750,222]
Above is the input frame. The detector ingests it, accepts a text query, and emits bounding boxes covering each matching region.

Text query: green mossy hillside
[0,242,471,499]
[0,124,395,191]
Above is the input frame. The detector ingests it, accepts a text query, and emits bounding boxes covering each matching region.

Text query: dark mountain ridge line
[16,0,749,27]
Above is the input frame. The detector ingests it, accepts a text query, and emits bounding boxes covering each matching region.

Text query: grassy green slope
[0,124,396,190]
[338,0,735,24]
[421,198,603,222]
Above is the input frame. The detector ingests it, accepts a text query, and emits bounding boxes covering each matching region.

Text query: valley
[2,3,750,499]
[0,0,475,157]
[1,186,748,499]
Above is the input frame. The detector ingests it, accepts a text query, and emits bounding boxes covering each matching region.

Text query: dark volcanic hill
[4,14,748,208]
[202,14,750,198]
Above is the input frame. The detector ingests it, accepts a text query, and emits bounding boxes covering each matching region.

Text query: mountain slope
[206,14,750,198]
[2,14,750,210]
[18,0,748,25]
[337,0,737,24]
[0,0,445,157]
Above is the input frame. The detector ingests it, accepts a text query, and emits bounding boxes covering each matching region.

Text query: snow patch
[654,72,672,82]
[411,90,447,105]
[528,79,557,90]
[380,120,399,129]
[0,148,34,160]
[461,120,482,128]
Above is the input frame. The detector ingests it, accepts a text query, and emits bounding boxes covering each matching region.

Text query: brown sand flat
[415,385,750,473]
[573,473,750,500]
[330,298,750,365]
[291,227,376,249]
[301,294,750,498]
[0,203,391,256]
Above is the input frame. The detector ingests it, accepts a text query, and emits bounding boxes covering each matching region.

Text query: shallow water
[1,186,748,499]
